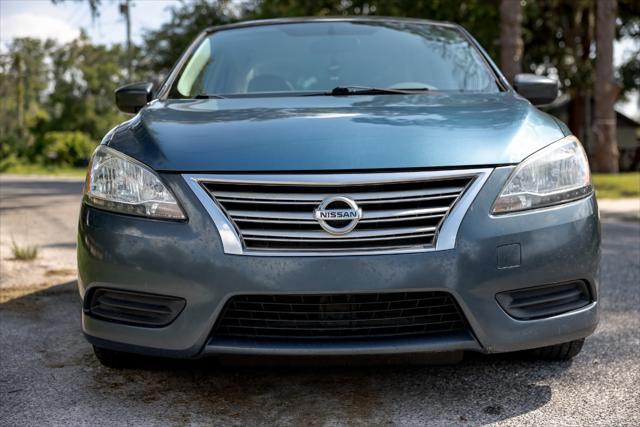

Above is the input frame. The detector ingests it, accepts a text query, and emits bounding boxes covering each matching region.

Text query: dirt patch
[0,291,45,316]
[0,283,52,304]
[84,359,390,425]
[0,280,76,322]
[0,278,76,302]
[46,268,77,277]
[40,348,94,370]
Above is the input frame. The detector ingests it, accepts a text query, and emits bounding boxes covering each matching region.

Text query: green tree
[617,1,640,101]
[39,131,96,166]
[243,0,501,59]
[522,0,596,141]
[0,38,53,163]
[46,31,127,140]
[139,0,236,80]
[522,0,638,161]
[0,32,130,170]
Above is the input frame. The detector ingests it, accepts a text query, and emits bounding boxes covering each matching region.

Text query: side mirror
[115,82,154,114]
[513,74,559,106]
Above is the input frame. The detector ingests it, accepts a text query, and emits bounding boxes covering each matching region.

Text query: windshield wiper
[193,87,430,98]
[310,86,431,96]
[194,93,226,99]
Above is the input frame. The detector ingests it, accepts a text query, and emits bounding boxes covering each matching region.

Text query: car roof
[204,16,461,34]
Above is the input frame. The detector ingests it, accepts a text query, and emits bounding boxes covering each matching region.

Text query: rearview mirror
[115,82,154,114]
[513,74,558,106]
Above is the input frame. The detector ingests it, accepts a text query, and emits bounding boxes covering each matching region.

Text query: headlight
[85,146,186,220]
[492,136,592,214]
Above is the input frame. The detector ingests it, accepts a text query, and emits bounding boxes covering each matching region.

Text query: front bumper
[77,167,600,358]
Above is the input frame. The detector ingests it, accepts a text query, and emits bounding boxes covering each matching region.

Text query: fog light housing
[85,288,186,327]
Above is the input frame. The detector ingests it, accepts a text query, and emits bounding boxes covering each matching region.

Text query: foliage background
[0,0,638,171]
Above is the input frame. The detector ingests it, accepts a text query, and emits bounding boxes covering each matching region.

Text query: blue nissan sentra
[77,17,600,368]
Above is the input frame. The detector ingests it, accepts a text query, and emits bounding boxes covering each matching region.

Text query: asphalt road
[1,177,639,426]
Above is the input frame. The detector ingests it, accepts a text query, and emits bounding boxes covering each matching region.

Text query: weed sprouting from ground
[11,240,39,261]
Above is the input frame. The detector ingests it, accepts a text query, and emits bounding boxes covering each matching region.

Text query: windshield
[169,21,500,98]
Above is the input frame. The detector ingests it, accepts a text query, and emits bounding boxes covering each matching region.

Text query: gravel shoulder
[0,175,82,301]
[598,198,640,222]
[1,176,639,426]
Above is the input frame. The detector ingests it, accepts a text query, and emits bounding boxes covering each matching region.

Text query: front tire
[528,338,585,361]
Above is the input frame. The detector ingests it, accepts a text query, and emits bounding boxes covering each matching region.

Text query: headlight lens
[85,146,186,220]
[492,136,592,214]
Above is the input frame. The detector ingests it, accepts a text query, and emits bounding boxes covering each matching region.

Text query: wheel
[527,338,585,361]
[92,345,145,369]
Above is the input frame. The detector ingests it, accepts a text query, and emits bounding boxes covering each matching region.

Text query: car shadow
[1,281,573,425]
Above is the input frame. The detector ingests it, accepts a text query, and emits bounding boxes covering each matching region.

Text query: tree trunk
[592,0,619,173]
[568,94,584,142]
[16,54,25,136]
[499,0,523,83]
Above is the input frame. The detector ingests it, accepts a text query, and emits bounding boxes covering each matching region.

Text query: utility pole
[119,0,132,80]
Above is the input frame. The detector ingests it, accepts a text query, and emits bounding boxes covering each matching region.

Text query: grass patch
[1,164,86,177]
[592,173,640,199]
[11,240,39,261]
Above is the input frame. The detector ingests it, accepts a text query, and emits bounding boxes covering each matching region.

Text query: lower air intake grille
[86,288,186,327]
[212,292,467,341]
[496,280,592,320]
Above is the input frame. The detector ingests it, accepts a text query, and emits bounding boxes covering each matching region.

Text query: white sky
[0,0,182,46]
[1,0,638,118]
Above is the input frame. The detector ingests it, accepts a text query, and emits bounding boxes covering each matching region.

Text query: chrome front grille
[184,170,491,256]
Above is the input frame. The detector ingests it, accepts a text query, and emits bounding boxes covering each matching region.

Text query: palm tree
[499,0,523,83]
[51,0,101,18]
[592,0,619,173]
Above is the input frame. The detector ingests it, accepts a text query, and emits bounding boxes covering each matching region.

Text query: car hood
[108,93,567,172]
